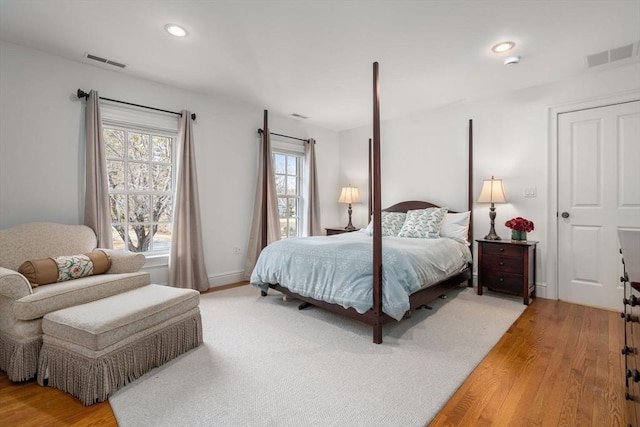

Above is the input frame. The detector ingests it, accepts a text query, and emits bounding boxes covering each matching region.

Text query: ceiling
[1,0,638,131]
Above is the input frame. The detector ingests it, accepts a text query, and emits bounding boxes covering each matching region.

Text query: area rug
[109,284,526,427]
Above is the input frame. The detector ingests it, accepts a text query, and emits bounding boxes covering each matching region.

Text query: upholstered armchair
[0,222,151,381]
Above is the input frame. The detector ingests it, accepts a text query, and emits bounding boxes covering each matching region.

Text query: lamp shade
[338,186,360,204]
[477,176,507,203]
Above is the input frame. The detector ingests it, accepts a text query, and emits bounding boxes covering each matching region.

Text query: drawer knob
[499,247,504,252]
[621,312,640,323]
[622,345,637,355]
[499,261,504,266]
[623,295,638,306]
[499,277,504,282]
[627,369,640,382]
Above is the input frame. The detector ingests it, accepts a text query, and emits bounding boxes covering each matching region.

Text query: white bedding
[250,230,472,320]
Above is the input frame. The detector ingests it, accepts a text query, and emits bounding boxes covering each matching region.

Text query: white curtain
[243,131,280,280]
[304,138,322,236]
[83,90,113,248]
[169,111,209,291]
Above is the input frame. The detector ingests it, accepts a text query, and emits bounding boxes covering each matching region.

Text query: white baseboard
[208,270,245,288]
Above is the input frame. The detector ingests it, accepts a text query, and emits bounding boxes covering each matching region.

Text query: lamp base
[344,203,356,231]
[484,205,501,240]
[483,232,502,241]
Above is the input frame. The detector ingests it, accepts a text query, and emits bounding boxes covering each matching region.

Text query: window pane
[128,132,150,160]
[153,223,172,252]
[107,160,125,190]
[277,198,286,217]
[111,226,125,250]
[128,162,150,190]
[104,129,125,159]
[275,175,286,196]
[287,218,297,237]
[128,195,151,222]
[287,156,297,175]
[152,164,172,191]
[274,154,286,174]
[286,198,297,216]
[153,195,173,222]
[286,176,297,195]
[128,224,151,252]
[152,136,172,163]
[110,194,127,224]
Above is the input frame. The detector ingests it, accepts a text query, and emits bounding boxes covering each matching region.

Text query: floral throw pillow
[381,212,407,236]
[397,207,448,238]
[54,254,94,282]
[365,212,407,236]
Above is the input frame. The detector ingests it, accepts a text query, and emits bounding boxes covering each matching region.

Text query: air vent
[586,42,638,68]
[291,113,309,119]
[84,53,127,69]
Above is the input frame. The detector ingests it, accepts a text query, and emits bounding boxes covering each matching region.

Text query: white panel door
[558,101,640,310]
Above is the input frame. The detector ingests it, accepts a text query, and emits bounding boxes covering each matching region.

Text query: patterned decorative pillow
[365,212,407,237]
[397,207,448,238]
[18,250,111,287]
[381,212,407,236]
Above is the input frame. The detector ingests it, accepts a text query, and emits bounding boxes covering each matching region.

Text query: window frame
[101,103,179,256]
[271,137,306,239]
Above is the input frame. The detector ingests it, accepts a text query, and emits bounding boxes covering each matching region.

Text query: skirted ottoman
[36,284,202,405]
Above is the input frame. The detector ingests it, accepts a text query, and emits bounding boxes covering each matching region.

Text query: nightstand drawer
[481,243,525,258]
[481,270,524,295]
[481,255,523,275]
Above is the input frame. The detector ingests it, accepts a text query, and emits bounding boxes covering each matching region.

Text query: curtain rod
[257,128,309,143]
[77,89,196,121]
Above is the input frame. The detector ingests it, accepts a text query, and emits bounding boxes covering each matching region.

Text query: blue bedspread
[250,230,472,320]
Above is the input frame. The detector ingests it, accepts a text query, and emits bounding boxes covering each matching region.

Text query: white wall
[338,61,640,299]
[0,40,339,286]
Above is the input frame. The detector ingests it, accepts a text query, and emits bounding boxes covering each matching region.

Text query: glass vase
[511,230,527,242]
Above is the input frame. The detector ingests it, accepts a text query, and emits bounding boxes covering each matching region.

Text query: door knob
[561,212,570,218]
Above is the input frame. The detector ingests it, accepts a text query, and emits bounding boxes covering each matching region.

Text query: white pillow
[397,207,448,238]
[439,211,471,244]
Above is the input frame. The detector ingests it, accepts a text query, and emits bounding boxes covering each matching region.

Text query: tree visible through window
[104,126,175,253]
[273,152,302,238]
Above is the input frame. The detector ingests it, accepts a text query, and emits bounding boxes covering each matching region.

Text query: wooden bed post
[468,119,474,288]
[261,110,269,251]
[372,62,383,344]
[368,138,373,218]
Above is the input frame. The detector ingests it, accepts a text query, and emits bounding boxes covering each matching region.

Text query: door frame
[547,90,640,300]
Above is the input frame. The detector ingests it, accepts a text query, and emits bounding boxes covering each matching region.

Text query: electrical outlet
[524,187,537,198]
[233,247,241,255]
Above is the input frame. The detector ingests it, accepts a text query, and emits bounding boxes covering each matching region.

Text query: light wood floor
[0,291,627,426]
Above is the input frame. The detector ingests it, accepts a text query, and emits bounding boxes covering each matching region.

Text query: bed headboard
[383,201,441,213]
[382,200,471,246]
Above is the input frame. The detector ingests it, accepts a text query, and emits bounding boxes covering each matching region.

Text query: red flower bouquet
[505,217,534,232]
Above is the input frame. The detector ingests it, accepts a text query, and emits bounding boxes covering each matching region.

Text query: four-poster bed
[252,62,474,343]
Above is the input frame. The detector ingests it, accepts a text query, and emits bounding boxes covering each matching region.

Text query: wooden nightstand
[325,227,358,236]
[476,239,538,305]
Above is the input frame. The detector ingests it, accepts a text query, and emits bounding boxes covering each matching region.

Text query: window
[273,151,303,239]
[102,105,178,254]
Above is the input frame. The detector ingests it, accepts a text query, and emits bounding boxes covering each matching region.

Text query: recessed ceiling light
[165,24,188,37]
[491,41,515,53]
